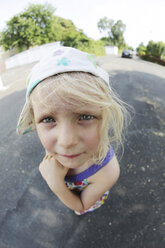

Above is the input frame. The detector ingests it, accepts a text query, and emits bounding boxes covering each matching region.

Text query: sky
[0,0,165,49]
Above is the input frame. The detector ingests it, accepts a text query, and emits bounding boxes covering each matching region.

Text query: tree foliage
[0,3,105,56]
[50,16,105,55]
[137,41,165,66]
[97,17,126,49]
[136,42,146,56]
[137,41,165,59]
[146,41,165,59]
[0,4,55,51]
[97,17,114,38]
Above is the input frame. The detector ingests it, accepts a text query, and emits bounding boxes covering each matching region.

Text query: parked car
[121,50,133,58]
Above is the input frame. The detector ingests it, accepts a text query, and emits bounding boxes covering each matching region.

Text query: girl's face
[31,91,102,169]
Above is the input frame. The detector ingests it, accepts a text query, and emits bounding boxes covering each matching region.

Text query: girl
[17,47,127,215]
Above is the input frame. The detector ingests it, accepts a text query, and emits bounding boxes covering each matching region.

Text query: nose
[57,122,78,148]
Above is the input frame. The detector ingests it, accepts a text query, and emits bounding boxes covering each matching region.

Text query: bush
[137,42,147,56]
[146,41,165,59]
[141,54,165,66]
[137,41,165,66]
[77,40,106,56]
[62,33,105,56]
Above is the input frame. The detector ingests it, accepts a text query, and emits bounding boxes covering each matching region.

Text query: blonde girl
[17,47,128,215]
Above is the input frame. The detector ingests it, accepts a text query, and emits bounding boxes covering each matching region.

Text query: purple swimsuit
[65,146,115,215]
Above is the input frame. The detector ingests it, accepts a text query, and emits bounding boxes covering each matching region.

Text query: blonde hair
[30,72,130,163]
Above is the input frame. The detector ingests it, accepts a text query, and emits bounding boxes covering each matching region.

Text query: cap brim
[16,100,36,135]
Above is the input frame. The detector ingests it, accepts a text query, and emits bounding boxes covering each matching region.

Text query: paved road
[0,55,165,248]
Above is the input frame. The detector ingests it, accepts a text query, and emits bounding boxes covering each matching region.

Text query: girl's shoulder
[87,155,120,185]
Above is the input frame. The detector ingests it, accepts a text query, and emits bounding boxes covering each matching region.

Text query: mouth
[59,153,82,159]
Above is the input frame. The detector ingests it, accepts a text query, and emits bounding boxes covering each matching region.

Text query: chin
[60,160,82,169]
[55,156,86,169]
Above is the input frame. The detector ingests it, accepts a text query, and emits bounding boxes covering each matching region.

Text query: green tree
[62,28,105,56]
[97,17,114,38]
[146,40,165,59]
[137,42,146,56]
[137,41,165,66]
[111,20,126,48]
[97,17,126,49]
[50,16,77,42]
[0,3,55,51]
[0,3,106,56]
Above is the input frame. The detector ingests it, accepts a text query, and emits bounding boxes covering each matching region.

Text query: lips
[60,153,82,159]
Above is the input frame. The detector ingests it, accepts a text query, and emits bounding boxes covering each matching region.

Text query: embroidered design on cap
[57,57,70,66]
[87,54,97,69]
[53,49,64,56]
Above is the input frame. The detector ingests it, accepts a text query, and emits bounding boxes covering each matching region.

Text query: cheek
[37,128,55,151]
[82,125,100,151]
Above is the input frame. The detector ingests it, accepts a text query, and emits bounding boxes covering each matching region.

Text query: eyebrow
[73,109,101,115]
[73,106,102,114]
[38,109,100,116]
[34,111,54,122]
[35,107,101,120]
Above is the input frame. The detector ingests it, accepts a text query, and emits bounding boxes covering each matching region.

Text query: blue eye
[79,115,94,121]
[42,117,55,123]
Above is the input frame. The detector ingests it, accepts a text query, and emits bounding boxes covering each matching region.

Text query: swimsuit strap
[65,146,114,182]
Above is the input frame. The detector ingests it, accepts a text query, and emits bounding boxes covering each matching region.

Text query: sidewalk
[0,62,36,99]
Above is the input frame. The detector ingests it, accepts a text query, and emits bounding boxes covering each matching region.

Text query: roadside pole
[0,75,8,90]
[0,59,8,91]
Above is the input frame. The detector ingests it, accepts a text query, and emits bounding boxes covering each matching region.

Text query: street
[0,55,165,248]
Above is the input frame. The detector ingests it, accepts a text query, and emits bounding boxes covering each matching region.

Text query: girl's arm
[80,155,120,210]
[39,154,85,212]
[39,154,120,212]
[51,180,85,212]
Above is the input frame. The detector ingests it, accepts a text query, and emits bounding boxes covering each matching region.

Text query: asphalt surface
[0,55,165,248]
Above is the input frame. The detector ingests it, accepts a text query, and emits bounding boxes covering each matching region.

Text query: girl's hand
[39,152,85,212]
[39,152,69,190]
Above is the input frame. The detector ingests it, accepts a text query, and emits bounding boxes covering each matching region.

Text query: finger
[43,155,49,160]
[48,154,53,160]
